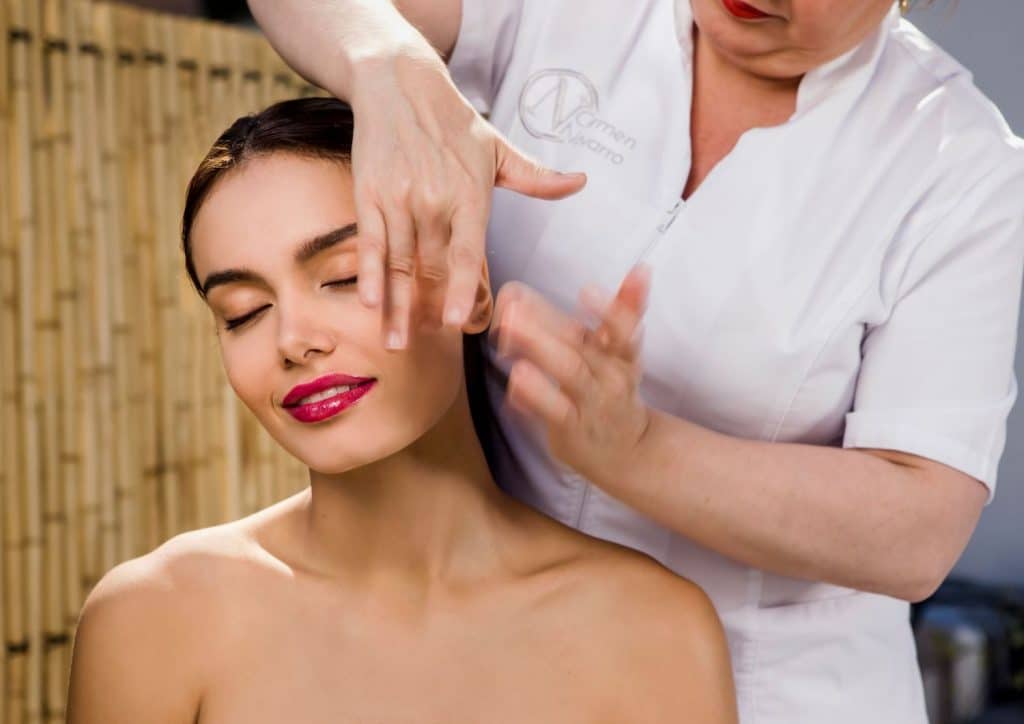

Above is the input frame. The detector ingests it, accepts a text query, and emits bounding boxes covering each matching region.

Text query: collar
[673,1,900,119]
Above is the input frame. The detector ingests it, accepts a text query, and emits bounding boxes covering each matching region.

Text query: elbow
[897,577,942,604]
[889,558,950,604]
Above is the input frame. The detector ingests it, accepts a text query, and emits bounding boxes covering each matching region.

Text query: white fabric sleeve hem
[445,1,523,115]
[446,0,489,112]
[842,412,999,503]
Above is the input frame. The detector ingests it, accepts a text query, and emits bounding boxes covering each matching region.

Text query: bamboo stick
[101,2,138,569]
[112,3,157,560]
[37,3,71,720]
[8,0,43,720]
[1,0,12,717]
[51,5,83,712]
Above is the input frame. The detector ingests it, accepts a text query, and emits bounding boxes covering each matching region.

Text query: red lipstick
[722,0,771,20]
[282,373,376,423]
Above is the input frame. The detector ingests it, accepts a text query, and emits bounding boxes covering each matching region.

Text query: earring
[899,0,910,13]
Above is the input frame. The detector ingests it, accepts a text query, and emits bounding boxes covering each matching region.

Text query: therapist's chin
[693,7,821,81]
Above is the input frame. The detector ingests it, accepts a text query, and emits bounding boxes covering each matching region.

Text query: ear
[462,259,493,335]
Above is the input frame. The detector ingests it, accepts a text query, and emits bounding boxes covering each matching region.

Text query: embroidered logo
[518,69,637,166]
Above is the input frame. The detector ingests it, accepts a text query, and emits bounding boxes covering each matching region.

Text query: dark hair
[180,96,496,463]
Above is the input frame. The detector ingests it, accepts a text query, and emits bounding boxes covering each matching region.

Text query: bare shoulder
[568,541,739,723]
[66,525,252,724]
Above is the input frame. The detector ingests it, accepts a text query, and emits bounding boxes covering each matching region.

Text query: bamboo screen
[0,1,321,721]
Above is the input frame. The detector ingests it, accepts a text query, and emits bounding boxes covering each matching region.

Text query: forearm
[246,0,432,100]
[604,409,951,601]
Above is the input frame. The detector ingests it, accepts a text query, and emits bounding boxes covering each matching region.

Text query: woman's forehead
[191,154,356,273]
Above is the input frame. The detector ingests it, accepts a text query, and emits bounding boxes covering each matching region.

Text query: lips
[722,0,772,20]
[282,372,377,424]
[283,372,375,407]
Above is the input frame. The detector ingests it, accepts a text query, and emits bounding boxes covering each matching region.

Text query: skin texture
[65,154,738,724]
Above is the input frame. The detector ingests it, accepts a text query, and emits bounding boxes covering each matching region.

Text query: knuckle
[387,255,415,278]
[449,242,482,270]
[388,178,414,206]
[612,366,635,395]
[412,187,449,218]
[418,258,448,282]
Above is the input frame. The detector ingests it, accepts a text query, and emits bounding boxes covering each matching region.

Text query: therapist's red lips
[722,0,772,20]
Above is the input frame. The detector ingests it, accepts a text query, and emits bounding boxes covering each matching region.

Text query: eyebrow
[200,223,358,296]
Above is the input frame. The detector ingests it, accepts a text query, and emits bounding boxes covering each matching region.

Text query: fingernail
[386,331,403,349]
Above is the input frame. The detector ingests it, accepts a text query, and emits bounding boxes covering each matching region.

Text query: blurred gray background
[908,0,1024,586]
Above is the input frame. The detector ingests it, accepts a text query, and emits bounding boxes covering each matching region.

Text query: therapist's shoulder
[568,543,738,722]
[886,19,1023,164]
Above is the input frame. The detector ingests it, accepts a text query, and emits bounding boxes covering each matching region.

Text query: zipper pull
[657,199,684,233]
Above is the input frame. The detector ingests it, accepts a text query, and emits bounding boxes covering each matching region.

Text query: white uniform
[447,1,1024,721]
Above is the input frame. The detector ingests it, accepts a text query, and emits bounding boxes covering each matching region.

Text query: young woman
[65,97,738,724]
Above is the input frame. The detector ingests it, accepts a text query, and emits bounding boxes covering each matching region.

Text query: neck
[293,384,513,595]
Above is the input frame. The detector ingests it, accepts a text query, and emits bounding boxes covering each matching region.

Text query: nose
[277,301,338,365]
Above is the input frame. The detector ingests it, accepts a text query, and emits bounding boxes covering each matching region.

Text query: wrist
[590,405,658,498]
[336,33,445,104]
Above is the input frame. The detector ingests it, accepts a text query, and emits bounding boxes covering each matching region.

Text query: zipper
[635,197,685,265]
[657,198,684,233]
[573,196,686,529]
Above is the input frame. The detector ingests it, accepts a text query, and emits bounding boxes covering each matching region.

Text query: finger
[495,297,593,401]
[443,198,489,327]
[579,336,644,395]
[491,283,588,353]
[506,359,577,429]
[493,135,588,200]
[580,265,651,360]
[354,194,388,309]
[414,210,452,331]
[382,206,417,349]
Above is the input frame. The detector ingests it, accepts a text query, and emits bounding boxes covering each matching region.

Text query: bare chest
[195,589,621,724]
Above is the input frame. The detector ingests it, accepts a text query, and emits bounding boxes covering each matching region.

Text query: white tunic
[447,1,1024,721]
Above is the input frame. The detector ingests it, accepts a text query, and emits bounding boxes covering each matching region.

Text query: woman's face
[690,0,896,80]
[189,153,487,474]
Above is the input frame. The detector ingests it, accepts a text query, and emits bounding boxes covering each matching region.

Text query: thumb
[494,138,587,200]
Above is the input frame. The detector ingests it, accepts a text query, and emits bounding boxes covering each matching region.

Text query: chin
[294,442,389,475]
[286,417,430,476]
[694,5,803,78]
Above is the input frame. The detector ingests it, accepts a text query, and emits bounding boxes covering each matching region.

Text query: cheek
[394,335,465,419]
[220,334,276,415]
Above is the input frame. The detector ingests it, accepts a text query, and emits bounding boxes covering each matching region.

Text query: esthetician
[246,0,1024,721]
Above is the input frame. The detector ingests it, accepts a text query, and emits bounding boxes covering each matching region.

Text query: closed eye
[222,278,358,332]
[224,305,270,331]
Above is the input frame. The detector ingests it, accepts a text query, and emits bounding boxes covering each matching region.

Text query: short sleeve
[842,156,1024,503]
[446,0,525,115]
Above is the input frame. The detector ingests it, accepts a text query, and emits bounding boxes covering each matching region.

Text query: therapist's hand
[491,265,653,483]
[347,51,588,349]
